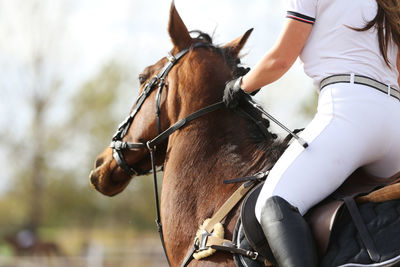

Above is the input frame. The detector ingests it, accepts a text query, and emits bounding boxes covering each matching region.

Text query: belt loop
[350,73,355,84]
[387,85,391,96]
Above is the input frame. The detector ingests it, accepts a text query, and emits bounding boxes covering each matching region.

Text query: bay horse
[89,3,400,267]
[90,3,284,266]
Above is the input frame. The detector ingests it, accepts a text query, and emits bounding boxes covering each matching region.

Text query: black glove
[223,77,251,109]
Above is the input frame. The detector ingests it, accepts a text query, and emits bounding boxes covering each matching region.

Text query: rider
[224,0,400,266]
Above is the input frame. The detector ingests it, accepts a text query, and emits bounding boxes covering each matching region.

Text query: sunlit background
[0,0,316,266]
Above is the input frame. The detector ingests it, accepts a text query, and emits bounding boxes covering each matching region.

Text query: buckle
[254,171,268,180]
[194,230,211,252]
[146,141,156,151]
[247,251,259,260]
[110,140,126,150]
[167,53,176,63]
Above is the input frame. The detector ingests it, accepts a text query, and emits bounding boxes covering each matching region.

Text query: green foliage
[69,61,123,135]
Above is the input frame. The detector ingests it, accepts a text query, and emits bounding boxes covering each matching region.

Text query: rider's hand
[223,77,251,109]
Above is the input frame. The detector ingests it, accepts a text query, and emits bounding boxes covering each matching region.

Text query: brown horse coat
[90,3,286,266]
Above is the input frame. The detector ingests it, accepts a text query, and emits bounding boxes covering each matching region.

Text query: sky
[0,0,315,191]
[65,0,314,121]
[0,0,314,126]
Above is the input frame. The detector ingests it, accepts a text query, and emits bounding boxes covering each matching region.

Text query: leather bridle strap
[112,147,146,176]
[146,101,225,149]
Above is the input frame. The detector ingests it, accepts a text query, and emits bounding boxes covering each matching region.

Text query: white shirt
[287,0,399,89]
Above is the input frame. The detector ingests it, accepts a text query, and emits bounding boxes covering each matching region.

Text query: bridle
[110,42,221,176]
[109,41,225,266]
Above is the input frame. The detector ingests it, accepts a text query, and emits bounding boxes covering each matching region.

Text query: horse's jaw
[89,147,133,196]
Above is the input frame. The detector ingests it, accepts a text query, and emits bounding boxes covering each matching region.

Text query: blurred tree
[0,0,70,235]
[0,58,158,233]
[0,0,158,240]
[45,60,158,231]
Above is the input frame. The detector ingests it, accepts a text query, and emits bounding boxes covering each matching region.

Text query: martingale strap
[181,180,259,267]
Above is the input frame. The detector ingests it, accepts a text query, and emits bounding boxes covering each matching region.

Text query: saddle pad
[321,199,400,267]
[240,182,275,263]
[233,218,265,267]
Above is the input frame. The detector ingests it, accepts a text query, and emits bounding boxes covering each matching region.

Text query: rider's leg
[255,83,400,266]
[259,195,318,267]
[362,106,400,179]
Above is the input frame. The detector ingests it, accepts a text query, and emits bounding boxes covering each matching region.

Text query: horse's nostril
[95,157,105,168]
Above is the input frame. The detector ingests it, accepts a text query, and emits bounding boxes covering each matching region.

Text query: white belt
[320,74,400,101]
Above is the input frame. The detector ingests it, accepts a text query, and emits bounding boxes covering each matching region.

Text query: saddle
[234,168,400,267]
[184,167,400,267]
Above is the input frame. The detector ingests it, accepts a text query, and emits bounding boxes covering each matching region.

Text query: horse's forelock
[189,30,213,43]
[189,30,245,79]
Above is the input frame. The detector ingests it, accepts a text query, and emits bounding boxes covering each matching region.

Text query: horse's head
[90,2,252,196]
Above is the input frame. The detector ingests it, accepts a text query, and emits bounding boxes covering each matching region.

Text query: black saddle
[233,181,400,267]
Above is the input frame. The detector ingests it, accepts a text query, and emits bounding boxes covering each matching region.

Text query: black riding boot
[259,196,318,267]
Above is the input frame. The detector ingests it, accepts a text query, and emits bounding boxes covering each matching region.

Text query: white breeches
[255,82,400,219]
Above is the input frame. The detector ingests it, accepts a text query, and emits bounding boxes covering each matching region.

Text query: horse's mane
[189,30,284,158]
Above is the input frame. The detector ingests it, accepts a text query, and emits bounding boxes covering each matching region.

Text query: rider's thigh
[363,97,400,178]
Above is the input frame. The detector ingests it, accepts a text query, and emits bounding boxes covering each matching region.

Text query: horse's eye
[138,75,147,85]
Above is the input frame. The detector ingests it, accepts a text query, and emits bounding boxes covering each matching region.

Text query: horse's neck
[163,110,270,195]
[160,110,279,263]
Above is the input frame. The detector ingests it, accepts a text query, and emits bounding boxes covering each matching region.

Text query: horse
[4,230,62,257]
[90,3,400,267]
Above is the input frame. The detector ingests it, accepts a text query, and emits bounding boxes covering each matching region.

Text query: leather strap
[112,149,145,176]
[320,74,400,101]
[148,148,170,267]
[201,236,270,264]
[181,246,196,267]
[181,180,257,267]
[223,171,269,184]
[147,102,225,149]
[344,197,381,262]
[203,181,256,234]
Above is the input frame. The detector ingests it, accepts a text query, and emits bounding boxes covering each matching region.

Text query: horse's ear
[168,2,192,51]
[223,28,254,58]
